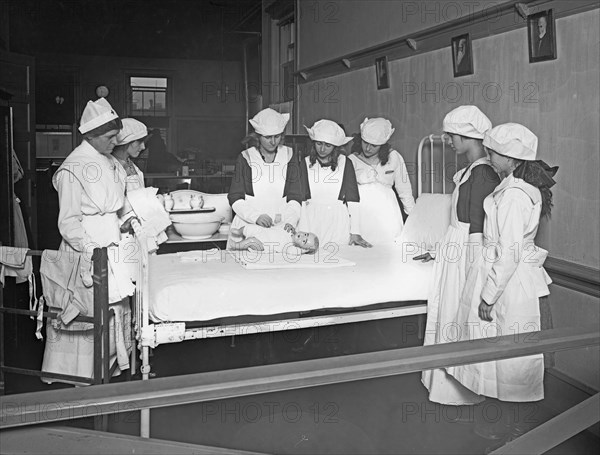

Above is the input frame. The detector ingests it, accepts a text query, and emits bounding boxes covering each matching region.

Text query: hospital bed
[0,135,452,436]
[133,134,455,382]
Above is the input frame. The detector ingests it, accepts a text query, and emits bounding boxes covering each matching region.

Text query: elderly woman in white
[348,118,415,244]
[42,98,134,383]
[298,119,370,248]
[448,123,557,446]
[227,108,303,247]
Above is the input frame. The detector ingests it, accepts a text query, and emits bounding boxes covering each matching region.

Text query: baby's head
[292,231,319,254]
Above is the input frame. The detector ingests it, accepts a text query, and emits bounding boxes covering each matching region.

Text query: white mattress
[148,243,433,323]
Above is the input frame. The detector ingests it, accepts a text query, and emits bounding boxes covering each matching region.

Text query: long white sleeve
[231,199,262,224]
[55,171,93,254]
[393,154,416,215]
[481,190,531,305]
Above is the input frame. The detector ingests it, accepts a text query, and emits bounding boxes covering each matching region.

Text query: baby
[229,223,319,255]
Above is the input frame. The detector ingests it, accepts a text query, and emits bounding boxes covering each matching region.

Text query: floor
[3,285,599,454]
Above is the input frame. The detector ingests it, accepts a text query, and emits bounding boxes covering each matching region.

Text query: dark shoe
[443,405,476,425]
[474,421,510,440]
[483,426,528,454]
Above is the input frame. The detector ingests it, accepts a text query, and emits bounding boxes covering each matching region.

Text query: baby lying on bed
[229,224,319,255]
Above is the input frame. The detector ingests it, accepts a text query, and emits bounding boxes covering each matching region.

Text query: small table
[157,228,228,254]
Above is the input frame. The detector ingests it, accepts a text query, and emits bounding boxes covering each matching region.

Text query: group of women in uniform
[418,106,558,448]
[227,108,416,249]
[46,98,557,450]
[229,106,558,449]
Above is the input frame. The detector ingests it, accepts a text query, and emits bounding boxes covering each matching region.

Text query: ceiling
[7,0,262,61]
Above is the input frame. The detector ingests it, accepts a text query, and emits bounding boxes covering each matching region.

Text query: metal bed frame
[0,134,455,437]
[132,133,454,436]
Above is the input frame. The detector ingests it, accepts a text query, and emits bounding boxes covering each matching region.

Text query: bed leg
[140,344,151,437]
[92,248,109,433]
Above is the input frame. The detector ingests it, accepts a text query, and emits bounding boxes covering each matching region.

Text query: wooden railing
[1,326,597,430]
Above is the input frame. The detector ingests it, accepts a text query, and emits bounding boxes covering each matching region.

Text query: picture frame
[375,56,390,90]
[451,33,473,77]
[528,9,557,63]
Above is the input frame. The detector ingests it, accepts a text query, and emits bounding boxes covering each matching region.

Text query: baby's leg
[230,226,245,237]
[239,237,264,251]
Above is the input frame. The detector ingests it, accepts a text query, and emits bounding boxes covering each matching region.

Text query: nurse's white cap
[360,117,395,146]
[116,118,148,146]
[304,119,352,147]
[483,123,538,161]
[78,97,119,134]
[443,105,492,139]
[249,108,290,136]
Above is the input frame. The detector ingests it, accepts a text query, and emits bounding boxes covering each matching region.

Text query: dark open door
[0,50,36,248]
[0,104,13,246]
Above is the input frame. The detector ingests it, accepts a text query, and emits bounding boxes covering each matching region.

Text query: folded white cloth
[127,187,172,239]
[0,246,32,286]
[41,249,94,328]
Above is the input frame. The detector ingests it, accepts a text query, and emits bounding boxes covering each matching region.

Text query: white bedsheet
[227,250,356,269]
[148,243,433,323]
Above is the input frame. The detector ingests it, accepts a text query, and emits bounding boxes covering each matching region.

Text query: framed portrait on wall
[528,9,557,63]
[451,33,473,77]
[375,56,390,90]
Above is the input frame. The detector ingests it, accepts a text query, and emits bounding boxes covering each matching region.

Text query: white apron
[421,160,489,405]
[298,156,350,246]
[447,176,552,402]
[349,156,403,244]
[228,147,293,248]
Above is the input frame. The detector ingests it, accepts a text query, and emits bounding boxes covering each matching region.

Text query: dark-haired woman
[448,123,557,443]
[298,119,371,248]
[347,117,415,244]
[42,98,134,382]
[227,108,303,248]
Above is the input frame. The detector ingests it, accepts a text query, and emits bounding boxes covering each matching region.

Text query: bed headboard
[417,133,457,196]
[399,134,455,251]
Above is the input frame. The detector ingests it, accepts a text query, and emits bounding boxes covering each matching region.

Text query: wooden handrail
[1,325,597,429]
[490,393,600,454]
[545,256,600,298]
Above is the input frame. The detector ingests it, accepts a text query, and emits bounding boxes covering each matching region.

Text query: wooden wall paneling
[548,286,600,391]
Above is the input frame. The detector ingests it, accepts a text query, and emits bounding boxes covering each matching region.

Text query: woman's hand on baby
[256,214,273,227]
[349,234,372,248]
[413,252,434,262]
[478,300,494,322]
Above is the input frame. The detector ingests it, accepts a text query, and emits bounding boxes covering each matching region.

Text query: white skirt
[355,183,404,245]
[421,222,484,405]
